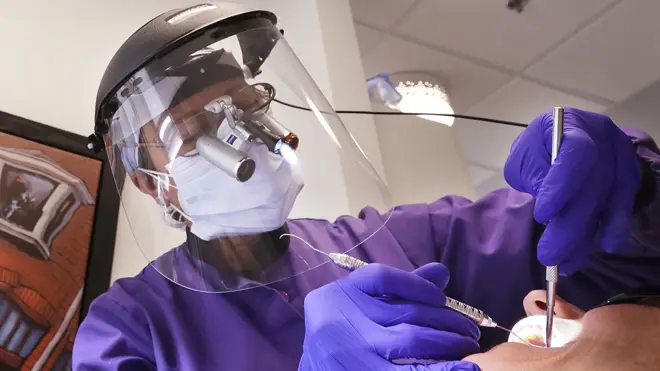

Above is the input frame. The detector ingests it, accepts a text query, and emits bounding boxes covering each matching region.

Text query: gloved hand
[298,263,481,371]
[504,108,641,275]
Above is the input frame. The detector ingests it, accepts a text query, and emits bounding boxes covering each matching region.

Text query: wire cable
[272,98,527,129]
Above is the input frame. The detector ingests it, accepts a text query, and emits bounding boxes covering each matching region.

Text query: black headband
[166,49,244,108]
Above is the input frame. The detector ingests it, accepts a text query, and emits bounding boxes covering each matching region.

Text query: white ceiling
[350,0,660,193]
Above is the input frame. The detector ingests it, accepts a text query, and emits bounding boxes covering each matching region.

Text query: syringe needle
[496,324,532,346]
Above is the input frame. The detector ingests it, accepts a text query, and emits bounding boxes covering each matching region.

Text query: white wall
[375,113,476,205]
[259,0,388,216]
[606,78,660,141]
[461,78,660,198]
[0,0,385,282]
[313,0,389,214]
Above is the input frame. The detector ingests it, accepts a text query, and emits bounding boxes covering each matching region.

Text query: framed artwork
[0,111,121,371]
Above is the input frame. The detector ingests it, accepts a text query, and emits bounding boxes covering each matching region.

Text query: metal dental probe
[546,107,564,348]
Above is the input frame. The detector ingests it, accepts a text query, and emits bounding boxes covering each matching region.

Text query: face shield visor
[100,18,391,293]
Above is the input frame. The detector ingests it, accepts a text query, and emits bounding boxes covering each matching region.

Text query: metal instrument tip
[545,280,557,348]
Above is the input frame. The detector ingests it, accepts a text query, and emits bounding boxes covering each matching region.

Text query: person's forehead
[138,77,248,137]
[170,77,248,116]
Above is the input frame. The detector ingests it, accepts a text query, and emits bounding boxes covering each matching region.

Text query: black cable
[272,98,527,129]
[249,82,277,112]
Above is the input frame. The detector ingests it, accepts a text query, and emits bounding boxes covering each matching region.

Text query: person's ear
[130,172,158,199]
[523,290,585,320]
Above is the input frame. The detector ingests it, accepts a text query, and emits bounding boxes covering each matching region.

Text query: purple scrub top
[72,128,660,370]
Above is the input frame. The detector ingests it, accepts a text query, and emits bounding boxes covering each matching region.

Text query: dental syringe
[328,253,498,328]
[280,232,531,344]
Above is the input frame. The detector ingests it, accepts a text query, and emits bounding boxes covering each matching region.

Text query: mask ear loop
[139,168,178,191]
[163,203,190,229]
[139,168,190,229]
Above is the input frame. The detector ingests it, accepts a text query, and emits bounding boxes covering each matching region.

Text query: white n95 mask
[169,143,304,240]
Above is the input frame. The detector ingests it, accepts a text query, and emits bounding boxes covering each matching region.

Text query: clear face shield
[100,18,391,293]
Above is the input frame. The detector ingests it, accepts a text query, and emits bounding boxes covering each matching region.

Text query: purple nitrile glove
[504,108,641,275]
[298,263,481,371]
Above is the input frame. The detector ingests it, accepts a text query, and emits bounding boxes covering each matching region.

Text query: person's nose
[523,290,585,320]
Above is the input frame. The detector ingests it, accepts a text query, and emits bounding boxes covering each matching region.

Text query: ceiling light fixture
[367,71,455,126]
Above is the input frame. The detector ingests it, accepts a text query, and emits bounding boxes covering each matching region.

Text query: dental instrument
[329,253,497,328]
[545,106,564,348]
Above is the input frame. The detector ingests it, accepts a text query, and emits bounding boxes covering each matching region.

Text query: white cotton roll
[508,315,582,348]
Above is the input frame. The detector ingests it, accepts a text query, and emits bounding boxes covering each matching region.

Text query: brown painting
[0,112,120,371]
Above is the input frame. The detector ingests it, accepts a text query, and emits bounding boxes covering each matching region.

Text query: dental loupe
[198,94,299,182]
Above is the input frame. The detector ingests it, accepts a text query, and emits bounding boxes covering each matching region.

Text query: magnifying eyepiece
[196,136,255,182]
[235,157,256,182]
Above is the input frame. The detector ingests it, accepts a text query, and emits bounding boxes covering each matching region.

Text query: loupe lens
[236,157,256,182]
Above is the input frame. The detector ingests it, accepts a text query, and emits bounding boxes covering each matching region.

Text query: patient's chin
[463,341,567,371]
